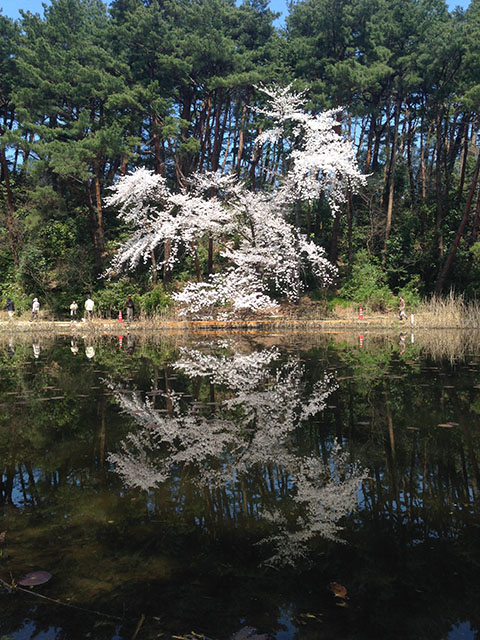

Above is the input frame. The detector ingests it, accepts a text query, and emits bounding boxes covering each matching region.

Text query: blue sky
[0,0,473,22]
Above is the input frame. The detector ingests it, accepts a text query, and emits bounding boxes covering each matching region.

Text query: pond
[0,330,479,640]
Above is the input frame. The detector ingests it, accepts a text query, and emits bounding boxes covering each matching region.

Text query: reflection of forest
[0,333,479,639]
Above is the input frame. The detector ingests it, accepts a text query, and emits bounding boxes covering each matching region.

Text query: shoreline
[0,314,473,334]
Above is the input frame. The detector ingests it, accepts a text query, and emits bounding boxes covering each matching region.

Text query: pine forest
[1,0,480,317]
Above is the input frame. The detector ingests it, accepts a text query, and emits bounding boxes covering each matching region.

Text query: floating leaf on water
[17,570,52,586]
[296,612,323,623]
[329,582,347,598]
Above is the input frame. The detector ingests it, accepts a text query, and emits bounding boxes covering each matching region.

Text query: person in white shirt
[84,297,94,321]
[70,300,78,321]
[31,298,40,321]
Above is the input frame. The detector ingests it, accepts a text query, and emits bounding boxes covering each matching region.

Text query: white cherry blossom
[105,86,366,315]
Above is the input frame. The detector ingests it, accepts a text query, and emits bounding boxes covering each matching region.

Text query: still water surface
[0,331,479,640]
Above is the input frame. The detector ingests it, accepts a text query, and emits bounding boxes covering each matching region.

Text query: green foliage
[94,280,143,318]
[18,246,49,294]
[0,280,31,314]
[338,250,395,312]
[139,285,174,315]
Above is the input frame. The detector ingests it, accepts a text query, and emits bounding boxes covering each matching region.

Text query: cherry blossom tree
[105,86,367,317]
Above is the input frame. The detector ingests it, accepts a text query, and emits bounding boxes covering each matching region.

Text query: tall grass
[414,294,480,329]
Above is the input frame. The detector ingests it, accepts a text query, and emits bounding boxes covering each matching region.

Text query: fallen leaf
[17,571,52,586]
[329,582,347,598]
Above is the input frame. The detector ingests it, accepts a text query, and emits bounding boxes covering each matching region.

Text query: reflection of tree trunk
[4,466,14,504]
[384,404,398,521]
[18,466,29,505]
[461,420,480,498]
[25,461,39,504]
[446,387,480,497]
[266,464,275,493]
[193,377,202,401]
[459,442,470,501]
[152,365,159,410]
[240,478,249,517]
[408,432,417,515]
[165,371,173,414]
[387,405,396,460]
[204,487,217,538]
[99,401,106,467]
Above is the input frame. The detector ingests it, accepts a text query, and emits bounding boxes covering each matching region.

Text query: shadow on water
[0,331,479,639]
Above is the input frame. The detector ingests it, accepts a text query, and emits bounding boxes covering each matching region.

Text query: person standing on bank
[399,296,408,321]
[31,297,40,321]
[125,295,135,322]
[70,300,78,321]
[5,297,15,320]
[84,296,94,321]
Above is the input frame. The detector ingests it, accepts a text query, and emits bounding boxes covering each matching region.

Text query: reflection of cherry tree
[108,342,367,565]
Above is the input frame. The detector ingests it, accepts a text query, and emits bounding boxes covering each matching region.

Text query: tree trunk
[94,156,105,254]
[457,116,471,205]
[435,112,444,259]
[435,150,480,294]
[383,97,401,255]
[236,94,250,174]
[86,184,102,271]
[0,147,18,265]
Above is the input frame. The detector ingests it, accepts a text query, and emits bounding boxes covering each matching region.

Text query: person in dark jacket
[5,298,15,320]
[125,295,135,322]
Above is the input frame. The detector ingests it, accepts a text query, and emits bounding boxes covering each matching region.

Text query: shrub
[139,285,173,316]
[338,250,395,312]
